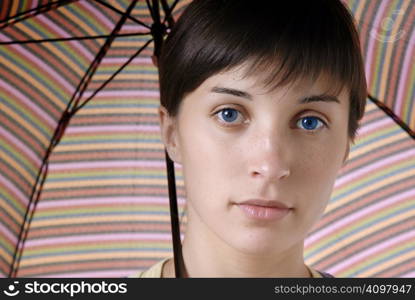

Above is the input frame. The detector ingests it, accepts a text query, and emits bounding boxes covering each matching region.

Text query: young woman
[131,0,367,278]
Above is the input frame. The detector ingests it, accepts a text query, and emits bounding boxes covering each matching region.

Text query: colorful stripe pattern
[345,0,415,132]
[0,1,65,27]
[305,99,415,277]
[0,0,414,277]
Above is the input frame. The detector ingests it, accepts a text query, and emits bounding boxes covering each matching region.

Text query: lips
[237,199,292,209]
[235,199,293,221]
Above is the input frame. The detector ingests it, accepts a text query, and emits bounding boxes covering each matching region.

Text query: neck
[179,208,310,278]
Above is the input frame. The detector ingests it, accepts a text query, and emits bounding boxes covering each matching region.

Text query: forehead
[198,62,349,101]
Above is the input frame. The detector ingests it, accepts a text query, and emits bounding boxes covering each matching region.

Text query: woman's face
[159,63,350,256]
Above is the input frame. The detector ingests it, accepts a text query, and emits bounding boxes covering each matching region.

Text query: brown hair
[159,0,367,144]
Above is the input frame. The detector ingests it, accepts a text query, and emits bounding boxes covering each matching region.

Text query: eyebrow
[210,86,340,104]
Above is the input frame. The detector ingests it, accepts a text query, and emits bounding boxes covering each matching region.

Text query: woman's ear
[158,105,182,164]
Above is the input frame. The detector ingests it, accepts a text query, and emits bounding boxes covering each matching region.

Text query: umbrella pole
[165,151,186,278]
[150,0,185,278]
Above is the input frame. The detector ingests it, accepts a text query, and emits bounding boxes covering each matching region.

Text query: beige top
[129,257,327,278]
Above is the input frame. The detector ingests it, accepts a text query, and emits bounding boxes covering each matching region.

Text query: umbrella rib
[146,0,156,21]
[73,38,154,114]
[368,94,414,139]
[93,0,151,29]
[161,0,180,26]
[0,0,78,30]
[0,32,151,45]
[7,157,51,277]
[64,0,140,118]
[8,0,140,278]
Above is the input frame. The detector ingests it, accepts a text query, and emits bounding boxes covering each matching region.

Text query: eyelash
[213,107,328,133]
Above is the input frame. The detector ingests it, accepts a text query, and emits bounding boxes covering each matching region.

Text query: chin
[228,234,290,256]
[236,244,281,256]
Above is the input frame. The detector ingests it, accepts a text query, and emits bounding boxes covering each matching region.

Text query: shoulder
[128,257,171,278]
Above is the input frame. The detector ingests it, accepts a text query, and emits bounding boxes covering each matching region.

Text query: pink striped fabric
[1,0,414,277]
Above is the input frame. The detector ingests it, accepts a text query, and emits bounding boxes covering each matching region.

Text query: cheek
[296,143,342,191]
[296,126,346,171]
[177,120,237,205]
[293,140,345,216]
[179,114,243,172]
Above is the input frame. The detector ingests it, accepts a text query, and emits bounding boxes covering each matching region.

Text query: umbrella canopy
[0,0,414,278]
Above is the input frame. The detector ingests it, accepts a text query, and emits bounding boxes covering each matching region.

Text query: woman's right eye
[214,107,246,127]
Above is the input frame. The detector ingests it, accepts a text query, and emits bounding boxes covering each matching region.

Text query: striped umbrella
[0,0,414,278]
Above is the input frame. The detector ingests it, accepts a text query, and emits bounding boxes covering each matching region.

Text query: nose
[249,131,291,182]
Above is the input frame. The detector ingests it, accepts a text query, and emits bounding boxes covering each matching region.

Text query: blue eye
[214,108,326,132]
[216,108,243,124]
[297,116,326,132]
